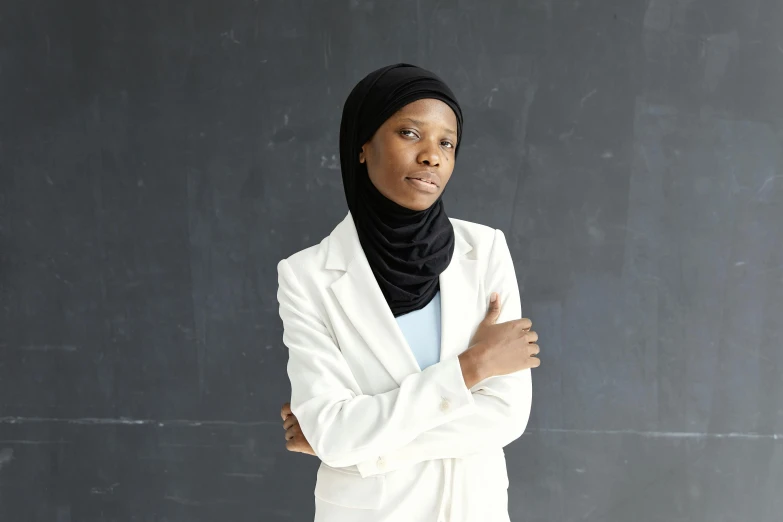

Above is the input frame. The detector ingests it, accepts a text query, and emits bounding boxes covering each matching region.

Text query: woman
[276,63,541,522]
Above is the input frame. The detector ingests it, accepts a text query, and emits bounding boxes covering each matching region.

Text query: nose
[417,142,441,167]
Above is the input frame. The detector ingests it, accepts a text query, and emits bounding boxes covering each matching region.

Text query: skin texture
[359,98,459,211]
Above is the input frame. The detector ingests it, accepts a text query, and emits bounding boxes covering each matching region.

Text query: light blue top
[394,290,442,371]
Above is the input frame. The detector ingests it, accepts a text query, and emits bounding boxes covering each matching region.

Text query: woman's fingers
[283,414,298,431]
[285,422,302,441]
[280,402,292,420]
[515,318,533,331]
[284,425,316,455]
[482,292,502,325]
[286,435,312,454]
[286,431,305,450]
[282,410,314,455]
[285,424,316,455]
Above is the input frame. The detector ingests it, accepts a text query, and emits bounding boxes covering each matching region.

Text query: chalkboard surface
[2,1,782,521]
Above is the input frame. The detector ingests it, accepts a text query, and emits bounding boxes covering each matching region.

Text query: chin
[395,184,440,210]
[403,197,437,211]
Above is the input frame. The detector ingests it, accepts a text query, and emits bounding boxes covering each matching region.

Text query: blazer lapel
[438,229,478,364]
[327,211,477,386]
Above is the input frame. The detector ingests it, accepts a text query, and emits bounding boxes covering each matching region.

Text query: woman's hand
[460,292,540,386]
[281,402,316,456]
[282,292,538,447]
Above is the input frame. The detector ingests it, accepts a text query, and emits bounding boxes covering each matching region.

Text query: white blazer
[277,211,533,522]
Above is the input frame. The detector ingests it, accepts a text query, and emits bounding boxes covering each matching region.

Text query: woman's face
[359,98,458,211]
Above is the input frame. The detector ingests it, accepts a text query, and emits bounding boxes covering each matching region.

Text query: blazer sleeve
[277,257,479,470]
[355,228,533,477]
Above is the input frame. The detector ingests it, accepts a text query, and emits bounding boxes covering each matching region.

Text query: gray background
[2,0,782,520]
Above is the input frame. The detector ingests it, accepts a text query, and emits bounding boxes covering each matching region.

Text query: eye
[441,140,454,149]
[399,129,418,138]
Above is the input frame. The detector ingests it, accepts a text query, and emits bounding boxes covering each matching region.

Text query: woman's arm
[354,228,533,476]
[278,258,480,470]
[356,373,530,476]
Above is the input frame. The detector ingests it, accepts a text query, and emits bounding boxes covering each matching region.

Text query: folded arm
[356,228,532,476]
[279,228,531,476]
[278,257,480,471]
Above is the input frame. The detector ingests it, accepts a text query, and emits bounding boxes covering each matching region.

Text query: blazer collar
[326,211,478,385]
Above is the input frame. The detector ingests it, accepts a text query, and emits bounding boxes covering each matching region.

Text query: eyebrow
[399,117,457,138]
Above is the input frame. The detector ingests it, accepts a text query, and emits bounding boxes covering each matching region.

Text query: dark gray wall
[2,1,782,520]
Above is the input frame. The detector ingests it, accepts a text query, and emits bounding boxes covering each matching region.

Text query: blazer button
[439,398,451,412]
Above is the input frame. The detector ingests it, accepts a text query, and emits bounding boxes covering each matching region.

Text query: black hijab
[339,63,464,317]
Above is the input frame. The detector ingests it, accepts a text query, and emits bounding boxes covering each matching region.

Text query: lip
[406,171,441,190]
[406,177,439,193]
